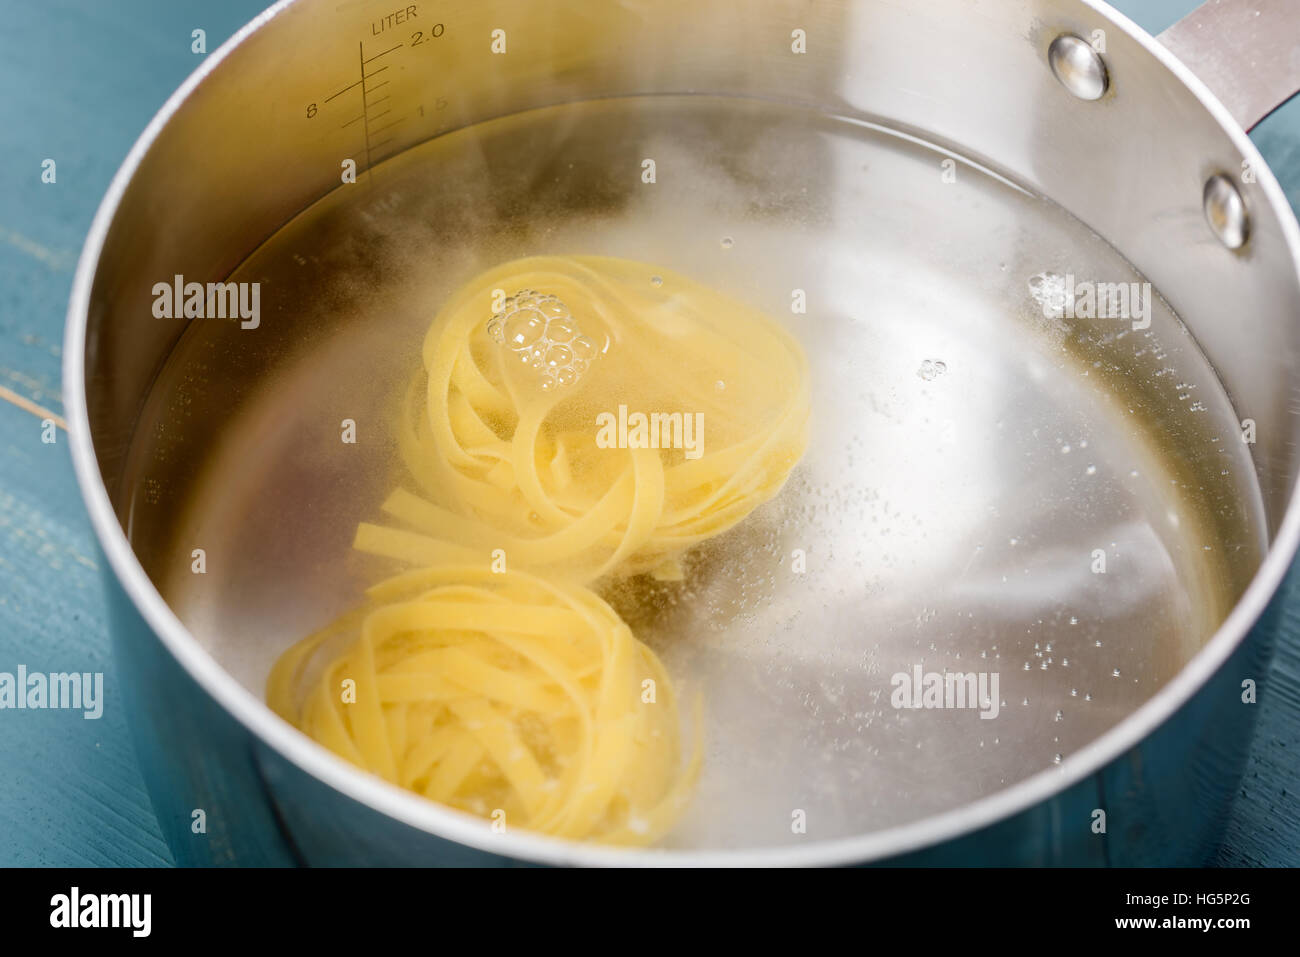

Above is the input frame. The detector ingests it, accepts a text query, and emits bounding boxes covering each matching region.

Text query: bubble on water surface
[488,290,599,392]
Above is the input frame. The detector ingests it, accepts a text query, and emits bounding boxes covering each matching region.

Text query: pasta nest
[355,255,810,583]
[268,565,699,845]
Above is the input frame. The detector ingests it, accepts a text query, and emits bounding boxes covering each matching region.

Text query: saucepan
[66,0,1300,864]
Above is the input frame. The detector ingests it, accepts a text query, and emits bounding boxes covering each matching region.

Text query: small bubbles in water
[720,236,734,249]
[504,310,545,350]
[715,379,726,392]
[1112,668,1121,678]
[490,290,597,391]
[1084,692,1092,701]
[1095,639,1103,648]
[1130,469,1140,478]
[1061,444,1072,454]
[1069,616,1078,626]
[1022,698,1029,706]
[545,343,573,369]
[650,275,663,287]
[546,320,577,344]
[1055,710,1063,721]
[1070,688,1078,697]
[1027,271,1068,315]
[1053,753,1063,765]
[917,358,947,381]
[1085,465,1097,476]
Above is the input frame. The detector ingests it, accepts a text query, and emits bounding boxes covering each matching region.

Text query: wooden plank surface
[0,0,1294,866]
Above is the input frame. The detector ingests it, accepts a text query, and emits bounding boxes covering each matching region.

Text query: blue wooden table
[0,0,1295,866]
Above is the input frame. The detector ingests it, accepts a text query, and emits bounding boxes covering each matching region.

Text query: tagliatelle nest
[267,566,699,844]
[355,254,810,583]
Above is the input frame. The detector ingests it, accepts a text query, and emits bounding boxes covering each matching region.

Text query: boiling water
[121,95,1266,850]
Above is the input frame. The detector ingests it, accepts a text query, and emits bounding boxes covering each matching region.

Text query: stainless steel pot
[66,0,1300,864]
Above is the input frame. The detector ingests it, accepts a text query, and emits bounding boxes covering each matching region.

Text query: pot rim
[63,0,1300,866]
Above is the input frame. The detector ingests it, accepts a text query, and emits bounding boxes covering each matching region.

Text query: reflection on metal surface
[1204,172,1251,250]
[1048,34,1109,101]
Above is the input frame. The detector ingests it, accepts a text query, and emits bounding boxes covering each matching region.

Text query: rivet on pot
[1203,173,1249,250]
[1048,34,1108,101]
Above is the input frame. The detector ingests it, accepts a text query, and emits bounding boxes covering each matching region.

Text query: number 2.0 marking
[409,23,446,46]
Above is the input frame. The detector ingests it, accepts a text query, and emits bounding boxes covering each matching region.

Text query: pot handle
[1157,0,1300,131]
